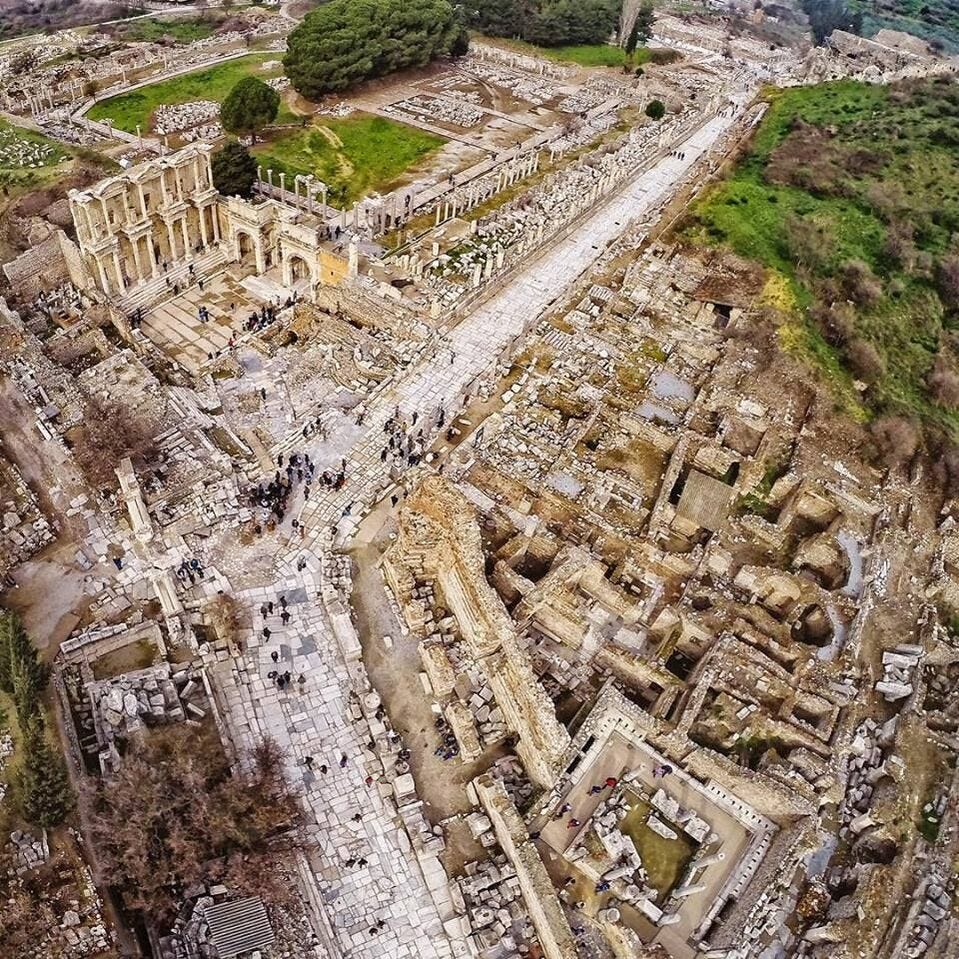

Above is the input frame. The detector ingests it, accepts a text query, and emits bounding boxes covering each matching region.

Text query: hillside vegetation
[685,77,959,469]
[851,0,959,52]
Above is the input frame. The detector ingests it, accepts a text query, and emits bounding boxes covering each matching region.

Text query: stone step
[121,246,229,315]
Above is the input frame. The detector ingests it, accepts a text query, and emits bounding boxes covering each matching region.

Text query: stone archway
[235,230,256,265]
[289,254,310,281]
[283,251,314,292]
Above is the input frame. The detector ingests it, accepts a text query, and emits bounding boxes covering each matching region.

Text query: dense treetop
[285,0,467,100]
[466,0,622,47]
[211,140,259,199]
[220,76,280,144]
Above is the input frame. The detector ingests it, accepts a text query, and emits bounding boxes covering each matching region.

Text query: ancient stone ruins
[2,7,959,959]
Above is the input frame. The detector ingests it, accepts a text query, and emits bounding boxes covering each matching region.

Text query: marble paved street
[141,266,296,372]
[209,581,461,959]
[207,102,750,959]
[297,106,747,541]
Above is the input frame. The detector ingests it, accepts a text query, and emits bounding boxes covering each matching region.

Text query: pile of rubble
[37,113,107,146]
[875,643,922,703]
[464,59,559,107]
[0,125,60,168]
[456,854,532,955]
[8,829,49,873]
[316,101,356,118]
[904,870,952,958]
[839,717,896,836]
[93,662,207,744]
[385,94,484,129]
[154,100,221,137]
[0,733,12,802]
[0,459,55,576]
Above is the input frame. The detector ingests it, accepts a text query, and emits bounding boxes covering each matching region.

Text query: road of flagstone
[296,103,750,542]
[207,100,753,959]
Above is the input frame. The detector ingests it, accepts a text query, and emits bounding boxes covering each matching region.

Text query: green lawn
[478,35,666,69]
[543,44,626,67]
[115,15,220,44]
[619,797,697,899]
[0,118,69,190]
[684,77,959,438]
[253,114,445,207]
[87,54,293,134]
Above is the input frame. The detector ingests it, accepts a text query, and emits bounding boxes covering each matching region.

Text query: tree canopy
[629,2,655,50]
[645,99,665,120]
[285,0,466,101]
[467,0,621,48]
[0,610,48,730]
[17,718,73,829]
[211,139,259,199]
[88,727,301,922]
[0,610,73,830]
[219,76,280,143]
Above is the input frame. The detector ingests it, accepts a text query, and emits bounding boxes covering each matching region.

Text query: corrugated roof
[676,469,735,532]
[205,897,275,959]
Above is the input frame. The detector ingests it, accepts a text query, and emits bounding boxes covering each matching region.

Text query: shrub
[645,99,666,120]
[841,259,883,308]
[870,415,920,467]
[928,351,959,407]
[846,337,885,383]
[935,254,959,311]
[89,726,301,922]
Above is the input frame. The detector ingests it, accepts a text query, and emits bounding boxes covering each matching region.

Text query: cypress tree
[18,718,74,829]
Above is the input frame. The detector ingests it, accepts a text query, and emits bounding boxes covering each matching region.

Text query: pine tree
[18,718,73,829]
[0,610,47,724]
[0,610,15,694]
[633,1,655,46]
[219,76,280,144]
[211,140,259,199]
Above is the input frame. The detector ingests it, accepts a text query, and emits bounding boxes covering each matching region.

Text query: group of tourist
[174,557,204,585]
[249,451,317,531]
[244,301,287,333]
[432,713,461,761]
[380,405,447,471]
[261,596,308,691]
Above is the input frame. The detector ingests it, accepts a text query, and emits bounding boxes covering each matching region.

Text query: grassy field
[113,15,220,43]
[87,54,293,134]
[479,36,663,68]
[619,797,696,899]
[253,114,445,207]
[0,119,70,190]
[684,77,959,440]
[543,44,627,67]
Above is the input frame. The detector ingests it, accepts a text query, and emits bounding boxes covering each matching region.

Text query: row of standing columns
[77,155,222,296]
[433,151,541,229]
[256,167,332,219]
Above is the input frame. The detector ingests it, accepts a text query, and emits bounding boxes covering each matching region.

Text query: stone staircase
[119,246,230,316]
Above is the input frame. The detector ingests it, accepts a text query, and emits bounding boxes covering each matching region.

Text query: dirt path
[348,501,512,810]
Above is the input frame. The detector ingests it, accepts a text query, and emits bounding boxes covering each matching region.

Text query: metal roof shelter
[205,897,275,958]
[676,469,735,532]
